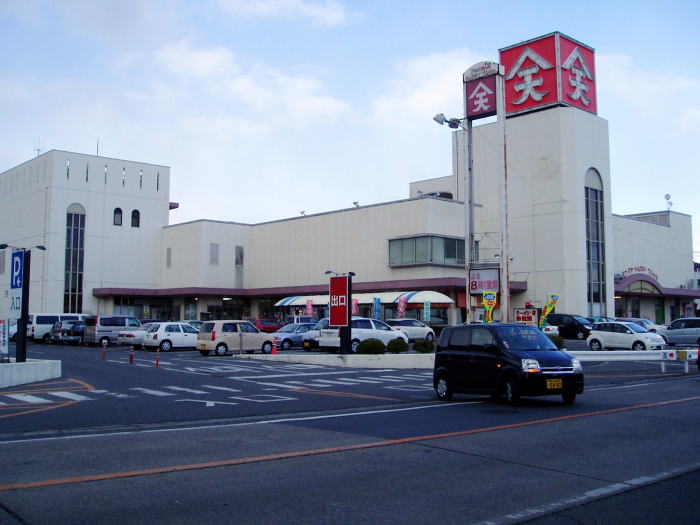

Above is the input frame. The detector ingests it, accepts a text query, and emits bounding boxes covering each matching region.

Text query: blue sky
[2,1,699,260]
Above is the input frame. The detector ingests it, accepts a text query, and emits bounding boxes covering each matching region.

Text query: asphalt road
[0,342,698,524]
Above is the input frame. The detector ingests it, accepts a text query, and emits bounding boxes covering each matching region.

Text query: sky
[1,0,699,260]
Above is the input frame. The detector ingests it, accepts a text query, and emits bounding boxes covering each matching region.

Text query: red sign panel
[465,75,497,120]
[499,32,596,116]
[329,276,349,326]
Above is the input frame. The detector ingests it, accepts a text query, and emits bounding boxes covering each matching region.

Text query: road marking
[129,388,175,397]
[164,386,208,394]
[201,385,242,392]
[228,395,297,403]
[175,399,239,408]
[47,392,92,401]
[288,388,398,401]
[5,394,52,404]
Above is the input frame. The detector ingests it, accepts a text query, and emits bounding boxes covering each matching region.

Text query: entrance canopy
[274,290,454,307]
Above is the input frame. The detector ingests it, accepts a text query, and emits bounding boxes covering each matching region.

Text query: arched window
[131,209,140,228]
[585,168,606,316]
[113,207,122,226]
[65,203,86,313]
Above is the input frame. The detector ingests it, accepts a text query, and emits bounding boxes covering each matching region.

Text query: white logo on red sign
[505,47,554,105]
[561,47,594,106]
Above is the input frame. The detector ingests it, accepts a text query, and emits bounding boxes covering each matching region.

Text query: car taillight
[212,330,216,340]
[123,333,135,339]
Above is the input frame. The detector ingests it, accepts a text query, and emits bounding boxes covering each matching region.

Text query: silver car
[657,318,700,346]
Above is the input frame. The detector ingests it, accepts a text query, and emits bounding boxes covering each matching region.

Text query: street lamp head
[324,270,333,275]
[0,243,7,250]
[36,245,47,251]
[447,118,461,129]
[433,113,448,125]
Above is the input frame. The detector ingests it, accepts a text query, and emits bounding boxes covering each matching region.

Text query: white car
[319,317,409,353]
[143,322,200,352]
[117,323,156,348]
[303,318,331,350]
[542,324,560,337]
[586,321,665,351]
[384,319,435,341]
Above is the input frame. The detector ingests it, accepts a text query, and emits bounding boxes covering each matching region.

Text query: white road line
[309,379,359,386]
[129,388,176,397]
[5,394,53,404]
[374,376,407,382]
[47,391,92,401]
[164,386,208,394]
[336,378,383,384]
[202,385,242,392]
[228,370,392,380]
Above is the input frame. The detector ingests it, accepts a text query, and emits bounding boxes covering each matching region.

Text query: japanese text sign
[482,291,498,324]
[329,276,349,326]
[514,308,538,326]
[465,75,497,120]
[499,32,596,117]
[469,268,499,295]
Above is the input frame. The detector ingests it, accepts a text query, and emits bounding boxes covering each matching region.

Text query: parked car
[433,323,584,405]
[117,323,157,348]
[27,313,86,343]
[83,315,142,347]
[49,320,85,345]
[183,320,204,330]
[303,318,331,350]
[385,319,435,341]
[143,322,200,352]
[270,322,317,350]
[544,313,593,340]
[249,318,284,333]
[319,317,409,353]
[586,321,665,351]
[656,317,700,346]
[541,324,559,337]
[586,316,615,324]
[282,315,317,326]
[615,317,666,333]
[8,320,17,342]
[197,320,274,356]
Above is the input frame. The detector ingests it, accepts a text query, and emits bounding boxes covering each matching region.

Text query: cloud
[218,0,347,27]
[369,49,489,127]
[156,40,239,78]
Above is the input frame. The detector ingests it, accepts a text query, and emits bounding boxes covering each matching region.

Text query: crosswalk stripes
[163,386,209,394]
[5,394,53,404]
[47,391,92,401]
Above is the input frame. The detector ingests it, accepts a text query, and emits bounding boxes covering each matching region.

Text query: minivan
[433,323,584,405]
[196,320,274,356]
[27,313,86,343]
[83,315,142,347]
[544,313,593,340]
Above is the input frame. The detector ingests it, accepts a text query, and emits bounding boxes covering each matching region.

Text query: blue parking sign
[11,250,24,289]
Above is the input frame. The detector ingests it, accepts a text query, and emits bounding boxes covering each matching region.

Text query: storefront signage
[482,291,498,323]
[621,266,658,281]
[539,293,560,328]
[499,32,596,117]
[469,268,499,295]
[305,300,314,316]
[351,298,359,315]
[9,250,23,320]
[514,308,538,326]
[329,276,348,327]
[397,296,407,318]
[423,301,431,323]
[372,297,381,320]
[0,320,8,362]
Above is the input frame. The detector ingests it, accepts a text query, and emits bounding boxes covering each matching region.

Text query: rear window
[101,317,126,327]
[85,317,98,327]
[36,315,59,325]
[200,322,215,334]
[60,315,79,321]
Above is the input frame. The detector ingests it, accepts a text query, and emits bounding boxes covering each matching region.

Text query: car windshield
[625,323,647,333]
[493,325,559,351]
[573,315,591,324]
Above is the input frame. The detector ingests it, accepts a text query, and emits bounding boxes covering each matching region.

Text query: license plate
[546,378,562,389]
[303,341,309,348]
[198,343,207,349]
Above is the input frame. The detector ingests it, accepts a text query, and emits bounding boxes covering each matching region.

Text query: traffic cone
[271,337,278,355]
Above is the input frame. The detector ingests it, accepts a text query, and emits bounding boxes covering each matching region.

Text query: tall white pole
[464,89,474,324]
[496,70,510,322]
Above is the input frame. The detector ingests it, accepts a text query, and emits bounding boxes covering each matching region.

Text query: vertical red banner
[397,296,407,318]
[351,298,359,315]
[305,299,314,316]
[329,276,349,326]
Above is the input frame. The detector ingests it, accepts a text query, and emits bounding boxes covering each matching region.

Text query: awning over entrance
[274,290,455,307]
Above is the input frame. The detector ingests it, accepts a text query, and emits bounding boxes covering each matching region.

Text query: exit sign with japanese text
[329,276,349,326]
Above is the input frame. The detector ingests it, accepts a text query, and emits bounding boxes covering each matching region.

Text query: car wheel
[589,339,602,351]
[159,340,172,352]
[632,341,646,351]
[562,392,577,405]
[576,331,585,340]
[99,337,110,348]
[199,350,211,356]
[350,339,360,353]
[435,374,453,401]
[281,339,292,351]
[215,343,228,357]
[262,342,272,354]
[426,332,434,342]
[505,377,520,406]
[42,333,51,344]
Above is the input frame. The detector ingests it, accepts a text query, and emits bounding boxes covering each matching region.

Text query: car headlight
[521,359,540,373]
[571,358,582,371]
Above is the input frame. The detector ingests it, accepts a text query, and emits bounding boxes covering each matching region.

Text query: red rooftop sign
[499,32,596,116]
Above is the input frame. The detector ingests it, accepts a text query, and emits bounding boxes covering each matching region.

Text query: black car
[433,323,584,405]
[545,313,593,340]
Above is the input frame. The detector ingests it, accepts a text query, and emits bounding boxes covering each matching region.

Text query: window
[131,210,140,228]
[166,247,172,268]
[222,323,238,333]
[165,324,181,333]
[64,203,86,313]
[210,243,219,265]
[0,251,4,275]
[182,324,198,334]
[585,168,606,317]
[235,246,244,267]
[389,235,464,266]
[351,319,372,329]
[113,208,122,226]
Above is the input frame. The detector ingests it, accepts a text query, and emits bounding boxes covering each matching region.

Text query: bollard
[129,346,134,365]
[155,347,160,368]
[271,337,278,355]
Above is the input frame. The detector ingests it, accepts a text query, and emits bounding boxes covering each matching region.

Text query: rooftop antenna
[664,194,672,210]
[96,138,99,157]
[33,137,44,157]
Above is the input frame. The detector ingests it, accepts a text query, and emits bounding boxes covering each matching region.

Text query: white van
[27,313,86,343]
[83,315,142,347]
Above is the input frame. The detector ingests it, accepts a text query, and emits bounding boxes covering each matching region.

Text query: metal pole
[496,72,510,323]
[465,121,474,324]
[16,249,31,363]
[339,274,352,354]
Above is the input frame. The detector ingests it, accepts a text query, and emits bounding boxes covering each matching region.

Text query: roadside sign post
[0,320,8,363]
[329,274,353,354]
[12,250,30,363]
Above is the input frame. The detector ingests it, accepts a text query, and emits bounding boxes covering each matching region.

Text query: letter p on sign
[11,251,24,289]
